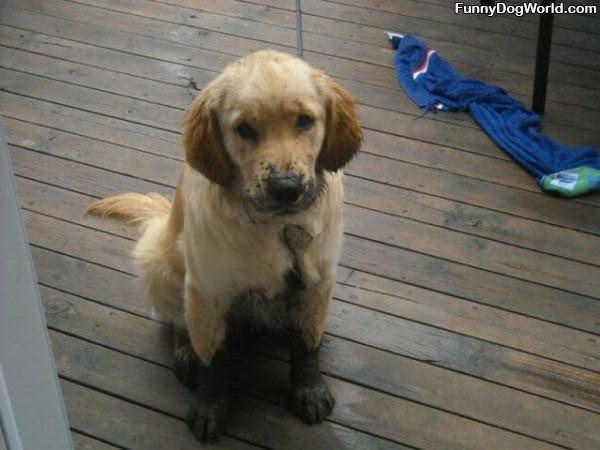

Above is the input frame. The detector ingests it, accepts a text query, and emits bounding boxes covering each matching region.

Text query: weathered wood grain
[6,111,600,266]
[59,379,260,449]
[47,304,589,449]
[3,72,599,234]
[52,331,412,450]
[24,216,600,412]
[42,285,600,448]
[3,1,600,447]
[10,143,600,335]
[71,432,120,450]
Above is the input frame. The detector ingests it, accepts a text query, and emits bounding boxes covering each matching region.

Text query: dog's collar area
[283,224,313,251]
[281,224,312,296]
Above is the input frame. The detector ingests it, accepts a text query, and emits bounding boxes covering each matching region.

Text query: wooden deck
[2,0,600,448]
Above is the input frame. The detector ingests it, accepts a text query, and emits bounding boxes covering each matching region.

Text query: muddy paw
[185,394,230,443]
[174,344,199,389]
[290,378,335,424]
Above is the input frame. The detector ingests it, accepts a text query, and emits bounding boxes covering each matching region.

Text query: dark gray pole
[532,0,554,114]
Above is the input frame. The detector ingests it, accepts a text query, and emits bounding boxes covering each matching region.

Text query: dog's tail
[84,192,171,227]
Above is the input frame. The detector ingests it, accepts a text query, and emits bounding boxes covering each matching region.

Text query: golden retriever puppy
[85,50,362,442]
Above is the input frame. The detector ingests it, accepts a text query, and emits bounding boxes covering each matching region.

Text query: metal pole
[532,0,554,114]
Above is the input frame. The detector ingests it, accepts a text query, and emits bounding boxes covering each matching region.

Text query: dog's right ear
[315,72,363,172]
[183,88,233,186]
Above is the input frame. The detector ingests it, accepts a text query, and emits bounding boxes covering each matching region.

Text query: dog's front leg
[184,283,232,442]
[289,279,336,424]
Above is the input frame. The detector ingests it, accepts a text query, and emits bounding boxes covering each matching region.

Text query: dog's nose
[267,172,303,204]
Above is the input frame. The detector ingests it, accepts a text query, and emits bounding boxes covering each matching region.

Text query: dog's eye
[235,122,258,140]
[296,114,314,132]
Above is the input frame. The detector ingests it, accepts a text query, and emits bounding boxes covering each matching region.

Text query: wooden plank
[345,174,600,267]
[51,331,410,450]
[76,0,297,47]
[10,144,600,335]
[10,138,597,297]
[42,285,600,448]
[0,25,220,87]
[2,8,595,147]
[18,174,600,361]
[0,50,596,207]
[0,48,596,206]
[60,379,258,450]
[7,109,600,247]
[0,15,593,148]
[5,0,600,114]
[23,214,600,412]
[11,135,600,316]
[16,176,137,240]
[2,64,598,207]
[343,232,600,334]
[0,68,184,133]
[0,5,234,75]
[348,152,600,237]
[49,324,564,449]
[4,1,599,447]
[3,69,600,235]
[10,144,171,199]
[3,116,181,187]
[0,42,480,133]
[331,0,600,40]
[154,0,600,90]
[0,93,180,158]
[2,42,595,180]
[0,44,198,108]
[17,176,600,373]
[353,104,600,168]
[166,0,600,55]
[71,432,120,450]
[3,85,600,220]
[359,128,552,200]
[24,209,137,274]
[344,203,600,298]
[0,1,273,69]
[23,0,293,56]
[2,24,599,117]
[17,174,600,355]
[0,48,469,147]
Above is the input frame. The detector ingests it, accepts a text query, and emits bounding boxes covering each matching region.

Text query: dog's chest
[189,219,300,296]
[228,284,297,331]
[222,225,312,329]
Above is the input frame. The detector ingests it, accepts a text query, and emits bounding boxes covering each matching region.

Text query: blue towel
[391,34,600,197]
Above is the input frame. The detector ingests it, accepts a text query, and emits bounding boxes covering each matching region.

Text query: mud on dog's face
[183,51,362,214]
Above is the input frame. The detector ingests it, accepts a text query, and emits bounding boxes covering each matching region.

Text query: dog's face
[183,51,362,215]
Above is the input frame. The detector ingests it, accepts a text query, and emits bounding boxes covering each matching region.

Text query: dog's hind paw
[290,377,335,424]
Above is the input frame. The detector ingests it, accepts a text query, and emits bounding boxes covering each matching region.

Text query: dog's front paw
[290,378,335,424]
[174,343,199,389]
[185,395,229,443]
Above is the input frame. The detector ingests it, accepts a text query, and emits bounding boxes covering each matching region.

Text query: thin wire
[295,0,304,58]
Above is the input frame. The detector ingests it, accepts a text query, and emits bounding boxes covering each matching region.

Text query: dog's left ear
[317,74,363,172]
[183,85,233,186]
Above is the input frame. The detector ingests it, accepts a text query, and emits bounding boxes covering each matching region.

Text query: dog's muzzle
[248,170,317,215]
[267,171,304,205]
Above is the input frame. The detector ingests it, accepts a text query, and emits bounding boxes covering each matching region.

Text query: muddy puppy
[85,50,362,442]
